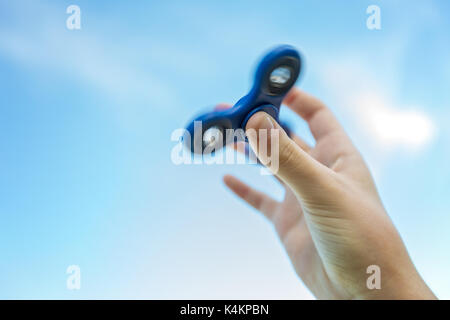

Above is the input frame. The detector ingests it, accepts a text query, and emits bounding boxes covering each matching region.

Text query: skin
[221,88,436,299]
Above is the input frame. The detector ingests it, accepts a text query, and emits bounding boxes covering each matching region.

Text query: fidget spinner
[184,45,302,154]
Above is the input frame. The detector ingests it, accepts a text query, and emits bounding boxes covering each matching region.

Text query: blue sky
[0,0,449,299]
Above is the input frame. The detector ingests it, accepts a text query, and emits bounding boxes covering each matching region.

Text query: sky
[0,0,449,299]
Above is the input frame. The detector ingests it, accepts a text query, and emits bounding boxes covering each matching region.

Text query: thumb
[245,112,326,196]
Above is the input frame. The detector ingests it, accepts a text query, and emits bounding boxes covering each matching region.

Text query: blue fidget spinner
[184,45,302,154]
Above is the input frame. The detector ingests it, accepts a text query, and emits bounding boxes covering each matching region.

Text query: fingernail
[260,114,274,131]
[246,113,274,157]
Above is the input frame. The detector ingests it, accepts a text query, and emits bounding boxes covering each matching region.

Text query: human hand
[223,88,436,299]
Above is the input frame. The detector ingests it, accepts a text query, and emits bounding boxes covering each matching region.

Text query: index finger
[283,88,345,141]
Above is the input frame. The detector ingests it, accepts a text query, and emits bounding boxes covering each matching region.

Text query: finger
[230,141,247,154]
[231,134,310,159]
[223,174,278,220]
[214,103,232,111]
[245,112,329,197]
[291,133,312,153]
[283,88,346,142]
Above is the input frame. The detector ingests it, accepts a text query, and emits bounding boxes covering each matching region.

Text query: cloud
[357,93,435,151]
[319,57,436,153]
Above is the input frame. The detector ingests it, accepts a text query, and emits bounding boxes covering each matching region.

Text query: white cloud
[319,58,436,153]
[360,93,435,151]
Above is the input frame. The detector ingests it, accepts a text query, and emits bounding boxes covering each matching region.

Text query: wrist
[358,262,436,300]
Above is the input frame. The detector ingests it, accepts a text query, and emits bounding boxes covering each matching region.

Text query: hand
[223,88,436,299]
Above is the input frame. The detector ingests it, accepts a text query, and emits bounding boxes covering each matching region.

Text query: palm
[225,133,349,298]
[223,88,371,298]
[270,184,326,297]
[267,133,355,298]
